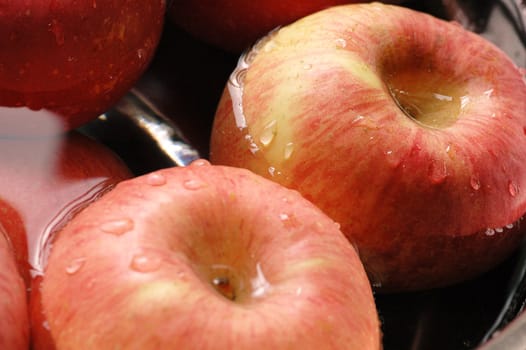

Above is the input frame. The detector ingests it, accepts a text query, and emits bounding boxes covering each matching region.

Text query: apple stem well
[384,68,467,129]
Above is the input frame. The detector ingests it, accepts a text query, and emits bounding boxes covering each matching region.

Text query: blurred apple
[0,0,165,134]
[169,0,403,53]
[0,121,132,348]
[41,161,380,349]
[210,3,526,291]
[0,230,29,350]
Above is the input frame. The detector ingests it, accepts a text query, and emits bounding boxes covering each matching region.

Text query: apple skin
[0,0,165,134]
[41,161,380,350]
[0,130,132,285]
[209,4,526,291]
[0,231,29,350]
[169,0,402,53]
[0,129,133,349]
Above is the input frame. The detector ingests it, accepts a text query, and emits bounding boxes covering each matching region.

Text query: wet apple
[0,0,165,135]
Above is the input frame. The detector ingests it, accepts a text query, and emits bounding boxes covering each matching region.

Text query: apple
[0,231,29,350]
[0,126,132,348]
[169,0,403,53]
[40,161,380,349]
[0,0,165,135]
[209,3,526,292]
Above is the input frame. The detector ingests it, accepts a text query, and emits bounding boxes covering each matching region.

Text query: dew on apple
[190,159,211,167]
[183,178,207,191]
[279,213,290,221]
[65,257,86,275]
[485,228,496,236]
[145,172,167,186]
[284,142,295,160]
[99,218,135,236]
[335,38,347,49]
[427,159,448,184]
[259,119,277,147]
[130,252,162,273]
[251,262,272,298]
[470,175,481,191]
[509,181,520,197]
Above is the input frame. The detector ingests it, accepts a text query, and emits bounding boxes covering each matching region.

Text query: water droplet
[506,223,514,229]
[145,172,166,186]
[251,263,272,298]
[42,320,50,331]
[65,257,86,275]
[303,63,312,70]
[268,166,276,177]
[296,287,303,296]
[279,213,289,221]
[130,253,162,273]
[260,120,277,147]
[483,89,494,98]
[351,115,365,126]
[284,142,294,160]
[100,218,134,236]
[460,95,470,110]
[495,227,504,233]
[485,228,496,236]
[470,176,481,190]
[244,134,260,154]
[428,159,448,184]
[136,49,145,60]
[509,181,520,197]
[183,179,206,190]
[191,159,211,167]
[335,38,347,49]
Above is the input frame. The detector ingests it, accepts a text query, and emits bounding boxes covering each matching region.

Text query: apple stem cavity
[385,69,466,129]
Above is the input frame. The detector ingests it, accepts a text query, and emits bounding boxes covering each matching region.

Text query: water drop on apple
[509,181,520,197]
[183,179,206,190]
[99,218,134,236]
[260,119,277,147]
[284,142,295,160]
[130,253,162,273]
[145,172,167,186]
[470,175,481,190]
[65,257,86,275]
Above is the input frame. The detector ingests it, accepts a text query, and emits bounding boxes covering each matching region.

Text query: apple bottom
[357,222,525,292]
[41,162,380,350]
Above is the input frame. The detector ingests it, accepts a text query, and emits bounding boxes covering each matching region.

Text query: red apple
[0,0,165,135]
[41,161,380,349]
[0,125,132,348]
[169,0,403,53]
[209,3,526,292]
[0,231,29,350]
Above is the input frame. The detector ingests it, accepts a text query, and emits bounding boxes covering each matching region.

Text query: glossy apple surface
[210,3,526,291]
[41,161,380,349]
[0,231,29,350]
[0,0,165,134]
[169,0,402,52]
[0,127,133,349]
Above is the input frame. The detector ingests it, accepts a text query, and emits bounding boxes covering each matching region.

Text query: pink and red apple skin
[0,0,165,134]
[41,162,381,350]
[210,4,526,291]
[0,232,29,350]
[0,131,133,349]
[169,0,402,53]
